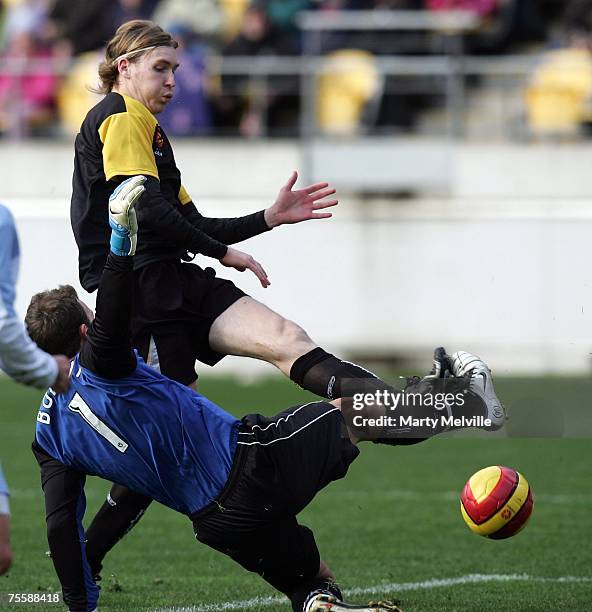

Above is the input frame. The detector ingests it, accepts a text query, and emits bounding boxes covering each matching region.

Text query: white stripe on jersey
[237,406,340,447]
[237,401,321,436]
[68,393,129,453]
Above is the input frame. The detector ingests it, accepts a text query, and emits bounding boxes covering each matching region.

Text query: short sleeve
[98,111,159,181]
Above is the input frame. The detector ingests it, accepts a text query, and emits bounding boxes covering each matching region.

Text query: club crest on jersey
[153,126,164,157]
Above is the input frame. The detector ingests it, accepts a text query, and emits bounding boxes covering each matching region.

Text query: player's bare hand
[220,247,270,288]
[52,355,71,394]
[264,171,338,228]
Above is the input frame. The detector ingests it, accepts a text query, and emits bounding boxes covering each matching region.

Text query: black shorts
[191,401,359,595]
[132,260,246,385]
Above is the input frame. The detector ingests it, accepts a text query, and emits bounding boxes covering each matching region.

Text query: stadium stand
[0,0,582,138]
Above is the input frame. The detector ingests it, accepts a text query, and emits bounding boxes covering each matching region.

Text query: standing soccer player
[0,204,70,576]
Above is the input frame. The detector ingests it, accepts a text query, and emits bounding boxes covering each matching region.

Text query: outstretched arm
[182,205,271,245]
[264,171,337,228]
[182,171,338,244]
[135,177,228,259]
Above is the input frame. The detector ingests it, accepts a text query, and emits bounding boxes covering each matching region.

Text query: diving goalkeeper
[29,177,504,612]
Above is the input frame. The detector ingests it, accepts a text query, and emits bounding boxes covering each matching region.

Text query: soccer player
[71,19,463,573]
[30,177,504,612]
[0,204,71,576]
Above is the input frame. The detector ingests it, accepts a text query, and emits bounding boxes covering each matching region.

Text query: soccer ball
[460,465,534,539]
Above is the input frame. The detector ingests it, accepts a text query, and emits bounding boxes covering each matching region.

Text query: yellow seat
[525,48,592,135]
[56,52,103,135]
[219,0,250,42]
[316,49,381,136]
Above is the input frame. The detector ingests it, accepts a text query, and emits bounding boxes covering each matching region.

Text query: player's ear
[117,58,131,80]
[79,323,89,341]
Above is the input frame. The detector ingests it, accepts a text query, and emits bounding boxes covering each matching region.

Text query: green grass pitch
[1,375,591,611]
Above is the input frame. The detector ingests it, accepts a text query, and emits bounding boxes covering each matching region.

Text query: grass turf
[0,375,591,611]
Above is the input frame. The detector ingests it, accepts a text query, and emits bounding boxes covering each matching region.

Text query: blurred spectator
[218,0,251,42]
[0,0,59,136]
[56,50,103,135]
[216,3,301,136]
[426,0,497,17]
[564,0,592,37]
[225,3,300,55]
[112,0,161,27]
[157,26,213,136]
[47,0,117,56]
[255,0,310,31]
[525,2,592,137]
[152,0,224,43]
[425,0,545,53]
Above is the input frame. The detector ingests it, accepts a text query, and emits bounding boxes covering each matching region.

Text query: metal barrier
[0,10,539,143]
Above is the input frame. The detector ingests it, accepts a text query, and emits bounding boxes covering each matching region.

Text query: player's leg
[84,484,151,579]
[208,296,391,399]
[337,348,506,444]
[196,513,397,612]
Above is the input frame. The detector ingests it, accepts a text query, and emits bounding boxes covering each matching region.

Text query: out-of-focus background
[3,4,592,610]
[1,0,591,380]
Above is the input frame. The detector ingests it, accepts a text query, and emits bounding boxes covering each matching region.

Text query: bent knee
[274,318,314,356]
[278,318,308,342]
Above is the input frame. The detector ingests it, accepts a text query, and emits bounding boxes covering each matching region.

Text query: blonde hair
[97,20,178,94]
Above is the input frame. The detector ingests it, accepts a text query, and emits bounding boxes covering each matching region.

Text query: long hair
[96,20,178,94]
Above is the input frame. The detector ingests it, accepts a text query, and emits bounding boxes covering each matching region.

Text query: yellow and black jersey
[71,92,270,293]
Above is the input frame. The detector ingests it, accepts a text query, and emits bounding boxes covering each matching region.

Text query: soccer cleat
[305,593,402,612]
[426,346,452,379]
[449,351,506,430]
[108,175,146,256]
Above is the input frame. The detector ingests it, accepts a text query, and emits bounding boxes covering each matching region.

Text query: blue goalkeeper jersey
[35,353,240,516]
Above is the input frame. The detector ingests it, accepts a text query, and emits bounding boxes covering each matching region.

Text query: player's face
[121,47,179,115]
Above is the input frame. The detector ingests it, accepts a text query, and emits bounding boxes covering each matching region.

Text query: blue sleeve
[0,205,58,388]
[0,205,19,315]
[0,463,8,496]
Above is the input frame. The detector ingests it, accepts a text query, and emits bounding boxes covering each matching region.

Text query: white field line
[156,574,592,612]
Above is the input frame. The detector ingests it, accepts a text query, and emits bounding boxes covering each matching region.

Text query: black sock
[85,484,152,576]
[290,348,391,399]
[290,579,343,612]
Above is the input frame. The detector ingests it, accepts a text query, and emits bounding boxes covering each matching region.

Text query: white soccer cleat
[305,593,401,612]
[450,351,506,430]
[108,175,146,256]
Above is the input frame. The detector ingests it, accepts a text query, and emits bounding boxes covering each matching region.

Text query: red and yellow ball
[460,466,534,539]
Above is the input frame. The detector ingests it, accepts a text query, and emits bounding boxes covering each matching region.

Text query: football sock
[290,349,430,445]
[290,348,390,399]
[291,578,343,612]
[85,484,152,576]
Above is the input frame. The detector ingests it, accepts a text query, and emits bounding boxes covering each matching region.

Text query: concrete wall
[2,139,591,376]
